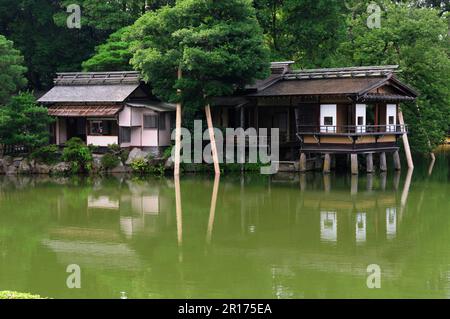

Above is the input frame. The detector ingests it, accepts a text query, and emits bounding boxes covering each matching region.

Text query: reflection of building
[386,208,397,239]
[355,212,366,244]
[320,211,337,243]
[88,196,119,210]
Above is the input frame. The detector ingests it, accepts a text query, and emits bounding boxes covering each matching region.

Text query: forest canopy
[0,0,448,152]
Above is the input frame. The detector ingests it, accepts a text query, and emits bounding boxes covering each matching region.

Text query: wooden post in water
[350,154,358,175]
[366,153,374,173]
[205,104,221,176]
[174,67,182,177]
[393,150,401,171]
[379,152,387,172]
[299,153,307,172]
[398,110,414,169]
[323,153,331,174]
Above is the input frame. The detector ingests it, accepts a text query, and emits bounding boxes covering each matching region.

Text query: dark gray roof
[38,84,141,103]
[38,71,143,103]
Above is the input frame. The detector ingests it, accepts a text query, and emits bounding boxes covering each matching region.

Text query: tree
[82,27,133,71]
[0,92,53,149]
[332,2,450,153]
[0,35,27,104]
[128,0,270,174]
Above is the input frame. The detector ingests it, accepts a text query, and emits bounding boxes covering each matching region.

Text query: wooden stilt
[323,174,331,192]
[351,154,358,175]
[299,153,307,172]
[366,153,374,173]
[393,150,401,171]
[174,67,182,177]
[398,111,414,169]
[205,104,221,175]
[351,174,358,195]
[379,152,387,172]
[323,153,331,174]
[366,173,373,191]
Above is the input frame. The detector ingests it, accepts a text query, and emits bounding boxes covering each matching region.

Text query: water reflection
[0,155,449,298]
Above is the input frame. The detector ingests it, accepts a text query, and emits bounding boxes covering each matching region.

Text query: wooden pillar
[323,153,331,174]
[366,153,374,173]
[174,68,182,177]
[351,154,358,175]
[380,172,387,191]
[323,174,331,193]
[393,150,401,171]
[205,104,221,176]
[398,110,414,169]
[366,173,373,191]
[379,152,387,172]
[351,174,358,195]
[299,153,307,172]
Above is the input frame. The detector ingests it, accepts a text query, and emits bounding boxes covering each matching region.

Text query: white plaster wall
[87,135,119,147]
[119,106,132,127]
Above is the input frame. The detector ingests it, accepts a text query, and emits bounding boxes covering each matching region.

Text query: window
[324,116,333,126]
[159,113,166,130]
[89,120,113,135]
[357,116,364,126]
[120,127,131,143]
[144,114,158,129]
[388,116,395,125]
[90,121,104,135]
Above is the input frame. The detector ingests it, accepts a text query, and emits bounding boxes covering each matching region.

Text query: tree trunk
[205,104,221,175]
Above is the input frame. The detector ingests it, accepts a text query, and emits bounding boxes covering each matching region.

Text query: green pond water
[0,153,449,299]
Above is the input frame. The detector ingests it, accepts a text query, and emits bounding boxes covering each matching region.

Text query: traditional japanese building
[38,71,175,156]
[213,62,418,173]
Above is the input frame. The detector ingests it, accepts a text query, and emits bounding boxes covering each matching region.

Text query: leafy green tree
[0,35,27,104]
[0,92,53,149]
[0,0,105,90]
[82,27,133,71]
[332,2,450,152]
[128,0,270,126]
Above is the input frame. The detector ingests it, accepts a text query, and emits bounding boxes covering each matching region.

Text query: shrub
[30,144,60,164]
[107,144,129,163]
[101,152,120,171]
[0,291,45,299]
[62,137,93,173]
[163,145,174,160]
[130,158,149,175]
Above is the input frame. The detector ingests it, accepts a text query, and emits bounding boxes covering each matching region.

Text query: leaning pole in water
[205,102,221,176]
[398,110,414,169]
[174,67,182,177]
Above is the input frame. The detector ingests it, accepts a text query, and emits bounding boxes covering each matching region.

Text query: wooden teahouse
[214,62,418,173]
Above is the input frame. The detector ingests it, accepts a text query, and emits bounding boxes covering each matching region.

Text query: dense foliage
[0,93,53,149]
[62,137,93,173]
[0,0,448,153]
[82,27,133,71]
[128,0,270,127]
[0,35,27,104]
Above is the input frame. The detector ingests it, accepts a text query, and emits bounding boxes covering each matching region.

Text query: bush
[30,144,60,164]
[62,137,93,173]
[130,158,149,175]
[130,157,165,176]
[101,152,120,171]
[107,143,129,163]
[0,291,45,299]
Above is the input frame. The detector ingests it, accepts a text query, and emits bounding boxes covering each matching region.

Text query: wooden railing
[0,144,29,156]
[297,124,407,136]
